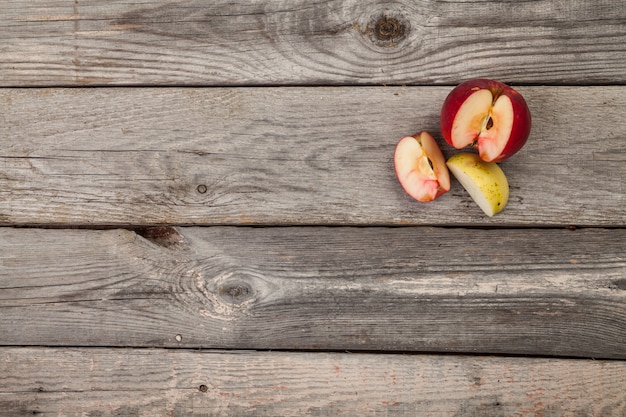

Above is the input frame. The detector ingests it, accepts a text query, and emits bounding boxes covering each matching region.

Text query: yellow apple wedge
[446,153,509,217]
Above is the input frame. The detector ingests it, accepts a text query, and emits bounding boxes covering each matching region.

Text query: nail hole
[199,384,208,392]
[196,184,208,194]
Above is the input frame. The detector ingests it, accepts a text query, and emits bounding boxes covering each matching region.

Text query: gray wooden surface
[1,0,625,86]
[2,348,626,417]
[1,87,624,226]
[2,227,624,358]
[2,0,625,415]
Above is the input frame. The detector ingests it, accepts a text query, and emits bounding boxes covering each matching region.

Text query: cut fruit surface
[441,79,531,162]
[394,132,450,202]
[475,94,514,162]
[450,89,493,148]
[446,153,509,217]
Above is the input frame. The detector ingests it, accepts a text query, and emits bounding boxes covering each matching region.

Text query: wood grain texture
[1,348,625,417]
[1,0,625,86]
[1,227,624,358]
[1,87,624,227]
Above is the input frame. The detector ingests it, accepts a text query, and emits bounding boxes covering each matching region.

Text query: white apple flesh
[441,79,531,162]
[394,132,450,202]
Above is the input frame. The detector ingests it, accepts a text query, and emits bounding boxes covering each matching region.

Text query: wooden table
[1,1,625,415]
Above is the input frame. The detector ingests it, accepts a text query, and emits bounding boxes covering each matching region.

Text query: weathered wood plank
[0,87,624,226]
[1,0,625,86]
[1,227,624,358]
[1,348,625,417]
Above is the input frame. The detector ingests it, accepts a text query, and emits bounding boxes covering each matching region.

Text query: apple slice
[446,152,509,217]
[440,79,531,162]
[394,132,450,202]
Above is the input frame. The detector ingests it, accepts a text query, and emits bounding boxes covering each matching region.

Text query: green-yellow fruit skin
[446,153,509,217]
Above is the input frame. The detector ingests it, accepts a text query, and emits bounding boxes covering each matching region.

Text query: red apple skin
[440,79,531,162]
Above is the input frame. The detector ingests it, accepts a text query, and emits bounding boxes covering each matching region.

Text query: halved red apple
[440,79,531,162]
[394,132,450,202]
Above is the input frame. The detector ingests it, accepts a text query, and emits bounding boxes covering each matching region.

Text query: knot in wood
[375,16,404,41]
[199,270,276,317]
[366,14,409,47]
[219,280,254,304]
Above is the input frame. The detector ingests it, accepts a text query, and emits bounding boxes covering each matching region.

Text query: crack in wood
[134,226,185,248]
